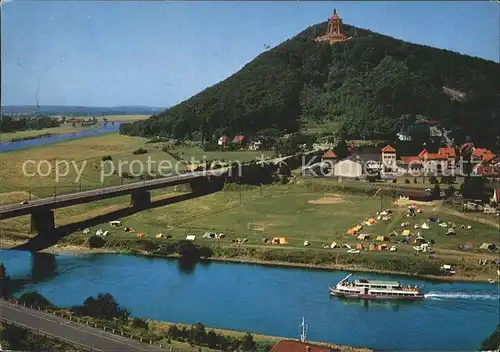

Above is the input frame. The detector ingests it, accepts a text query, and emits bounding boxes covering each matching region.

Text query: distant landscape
[1,105,163,116]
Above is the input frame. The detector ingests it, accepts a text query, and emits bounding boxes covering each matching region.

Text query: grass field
[0,134,277,200]
[171,146,273,163]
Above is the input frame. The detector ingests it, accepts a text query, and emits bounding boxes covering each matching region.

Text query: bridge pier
[30,210,55,236]
[130,190,151,208]
[190,176,225,196]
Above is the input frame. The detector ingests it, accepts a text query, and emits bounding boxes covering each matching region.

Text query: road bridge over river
[0,151,323,251]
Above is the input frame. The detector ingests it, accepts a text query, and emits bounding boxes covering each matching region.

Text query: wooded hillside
[121,21,500,147]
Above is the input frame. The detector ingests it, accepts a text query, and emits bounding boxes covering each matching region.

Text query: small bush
[18,291,54,309]
[133,148,148,155]
[131,317,149,330]
[102,155,113,161]
[121,171,132,179]
[405,179,410,184]
[88,235,105,249]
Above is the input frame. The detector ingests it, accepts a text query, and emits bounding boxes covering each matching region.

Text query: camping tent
[414,237,426,245]
[380,244,388,250]
[376,236,390,242]
[272,237,288,245]
[480,243,497,251]
[401,229,411,236]
[186,235,196,241]
[357,234,371,240]
[369,244,378,251]
[330,242,338,249]
[356,243,364,250]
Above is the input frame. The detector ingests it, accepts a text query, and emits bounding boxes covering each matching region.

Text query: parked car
[20,200,29,205]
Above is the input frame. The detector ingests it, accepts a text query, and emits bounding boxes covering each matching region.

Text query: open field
[0,134,277,200]
[171,146,273,163]
[0,134,179,198]
[3,183,498,280]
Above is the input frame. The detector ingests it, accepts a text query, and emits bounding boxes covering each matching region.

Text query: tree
[18,291,54,309]
[0,325,27,350]
[460,176,485,199]
[480,325,499,351]
[432,183,441,199]
[0,263,11,299]
[88,235,105,249]
[131,318,149,330]
[241,333,256,351]
[167,325,181,340]
[71,293,130,321]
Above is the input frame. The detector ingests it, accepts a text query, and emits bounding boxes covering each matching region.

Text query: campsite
[2,181,493,281]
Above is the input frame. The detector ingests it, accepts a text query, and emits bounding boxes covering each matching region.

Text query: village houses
[317,142,497,179]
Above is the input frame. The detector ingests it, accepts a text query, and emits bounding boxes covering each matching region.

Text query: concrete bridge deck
[0,171,224,220]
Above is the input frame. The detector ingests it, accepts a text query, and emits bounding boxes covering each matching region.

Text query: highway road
[0,300,162,351]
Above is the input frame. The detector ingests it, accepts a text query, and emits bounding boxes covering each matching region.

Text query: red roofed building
[438,147,456,158]
[400,156,423,171]
[419,151,449,173]
[233,135,245,144]
[381,145,397,172]
[473,165,500,177]
[481,150,496,164]
[321,150,338,168]
[270,339,336,352]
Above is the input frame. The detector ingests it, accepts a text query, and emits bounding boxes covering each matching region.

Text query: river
[0,123,121,152]
[1,250,498,351]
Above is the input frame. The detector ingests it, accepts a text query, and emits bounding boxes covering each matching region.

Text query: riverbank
[2,242,497,351]
[30,241,494,283]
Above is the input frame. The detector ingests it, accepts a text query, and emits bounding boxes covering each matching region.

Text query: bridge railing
[2,298,187,351]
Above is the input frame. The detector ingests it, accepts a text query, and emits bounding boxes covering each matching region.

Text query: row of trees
[0,115,60,133]
[167,323,257,351]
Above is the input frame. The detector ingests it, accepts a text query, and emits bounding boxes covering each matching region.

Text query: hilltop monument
[314,9,351,44]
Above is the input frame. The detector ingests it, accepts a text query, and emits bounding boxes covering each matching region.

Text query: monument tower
[314,9,350,44]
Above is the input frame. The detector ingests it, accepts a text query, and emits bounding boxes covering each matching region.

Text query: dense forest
[121,21,500,147]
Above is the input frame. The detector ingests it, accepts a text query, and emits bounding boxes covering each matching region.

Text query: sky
[1,1,499,107]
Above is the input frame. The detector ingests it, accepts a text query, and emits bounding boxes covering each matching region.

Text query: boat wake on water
[424,292,499,301]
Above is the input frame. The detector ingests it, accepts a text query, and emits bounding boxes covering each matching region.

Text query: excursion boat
[329,273,424,301]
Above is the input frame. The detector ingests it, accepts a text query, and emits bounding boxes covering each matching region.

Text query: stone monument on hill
[314,9,351,44]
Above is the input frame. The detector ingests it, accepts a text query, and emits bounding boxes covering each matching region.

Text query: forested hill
[121,21,500,146]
